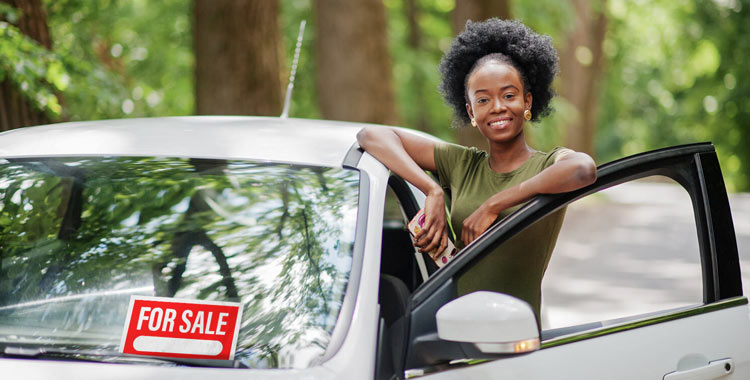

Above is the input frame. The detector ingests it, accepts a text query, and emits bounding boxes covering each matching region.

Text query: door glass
[541,176,702,330]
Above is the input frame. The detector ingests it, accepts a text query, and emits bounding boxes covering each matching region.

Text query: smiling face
[465,61,532,145]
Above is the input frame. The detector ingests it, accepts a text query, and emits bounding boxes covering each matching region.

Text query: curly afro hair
[438,18,559,125]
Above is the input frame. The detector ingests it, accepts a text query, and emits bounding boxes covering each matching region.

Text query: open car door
[396,143,749,380]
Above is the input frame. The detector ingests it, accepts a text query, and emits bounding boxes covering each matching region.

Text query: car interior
[377,175,432,379]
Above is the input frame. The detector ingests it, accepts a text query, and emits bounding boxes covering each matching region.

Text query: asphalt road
[539,180,750,329]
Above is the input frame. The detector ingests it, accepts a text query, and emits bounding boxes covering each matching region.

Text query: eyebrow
[473,84,520,94]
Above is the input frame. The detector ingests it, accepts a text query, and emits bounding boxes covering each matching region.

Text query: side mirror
[436,291,539,354]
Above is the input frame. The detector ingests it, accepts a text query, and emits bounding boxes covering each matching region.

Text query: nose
[490,97,505,113]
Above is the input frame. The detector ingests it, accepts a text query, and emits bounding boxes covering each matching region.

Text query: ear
[524,92,533,111]
[465,103,474,121]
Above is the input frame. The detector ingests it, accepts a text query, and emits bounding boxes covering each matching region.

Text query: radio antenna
[281,20,306,119]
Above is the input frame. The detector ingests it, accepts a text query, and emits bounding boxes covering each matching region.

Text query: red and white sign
[120,296,243,361]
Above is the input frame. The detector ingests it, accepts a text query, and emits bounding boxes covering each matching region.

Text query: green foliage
[3,0,747,189]
[44,0,193,120]
[0,22,66,116]
[513,0,575,39]
[385,0,455,140]
[513,1,575,153]
[597,0,750,190]
[693,0,750,191]
[0,3,20,24]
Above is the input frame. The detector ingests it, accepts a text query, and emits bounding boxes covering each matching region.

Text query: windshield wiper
[1,345,248,368]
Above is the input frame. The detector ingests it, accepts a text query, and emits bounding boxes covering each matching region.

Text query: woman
[357,19,596,319]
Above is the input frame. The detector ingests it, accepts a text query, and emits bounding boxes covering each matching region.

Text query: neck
[486,134,535,173]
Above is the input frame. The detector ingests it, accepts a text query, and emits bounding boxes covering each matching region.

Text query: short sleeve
[542,146,574,169]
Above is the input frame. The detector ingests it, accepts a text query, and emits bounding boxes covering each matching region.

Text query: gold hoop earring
[470,118,478,127]
[524,109,532,121]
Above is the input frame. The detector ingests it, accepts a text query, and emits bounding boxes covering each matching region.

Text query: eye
[504,93,515,99]
[475,97,489,104]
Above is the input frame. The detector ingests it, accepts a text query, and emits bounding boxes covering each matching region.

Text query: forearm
[357,126,450,253]
[485,155,597,214]
[356,127,442,196]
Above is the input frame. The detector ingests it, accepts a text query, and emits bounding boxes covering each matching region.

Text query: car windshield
[0,156,360,369]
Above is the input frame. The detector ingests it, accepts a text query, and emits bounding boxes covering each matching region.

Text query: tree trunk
[404,0,430,132]
[452,0,511,150]
[0,0,52,131]
[558,0,607,157]
[194,0,282,116]
[316,0,398,125]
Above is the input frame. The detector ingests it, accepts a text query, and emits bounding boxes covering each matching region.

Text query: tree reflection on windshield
[0,157,360,369]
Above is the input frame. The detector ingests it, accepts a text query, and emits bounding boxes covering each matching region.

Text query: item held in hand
[407,209,458,267]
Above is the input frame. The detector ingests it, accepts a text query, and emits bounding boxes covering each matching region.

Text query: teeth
[489,120,509,126]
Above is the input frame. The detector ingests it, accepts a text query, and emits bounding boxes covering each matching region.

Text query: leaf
[46,61,70,91]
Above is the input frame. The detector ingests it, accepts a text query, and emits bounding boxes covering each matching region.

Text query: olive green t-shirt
[433,143,568,321]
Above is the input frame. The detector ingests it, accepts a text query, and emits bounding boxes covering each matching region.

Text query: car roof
[0,116,377,167]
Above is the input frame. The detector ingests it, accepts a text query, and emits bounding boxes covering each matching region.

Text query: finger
[414,215,439,242]
[461,224,470,247]
[430,229,445,247]
[419,231,434,252]
[417,227,436,251]
[423,227,443,254]
[464,227,474,246]
[414,225,426,244]
[438,233,447,255]
[414,225,434,248]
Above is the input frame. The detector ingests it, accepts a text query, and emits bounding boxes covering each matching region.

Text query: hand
[413,189,450,258]
[461,202,500,246]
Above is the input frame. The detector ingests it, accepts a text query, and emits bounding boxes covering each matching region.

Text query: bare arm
[356,126,440,195]
[356,126,449,255]
[461,150,597,245]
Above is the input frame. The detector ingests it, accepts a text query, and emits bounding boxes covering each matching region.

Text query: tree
[591,0,750,190]
[315,0,398,124]
[194,0,283,116]
[557,0,607,157]
[404,0,429,132]
[452,0,511,150]
[43,0,193,120]
[700,0,750,191]
[0,0,54,131]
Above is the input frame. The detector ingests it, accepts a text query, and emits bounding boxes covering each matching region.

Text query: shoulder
[433,142,487,185]
[541,146,574,168]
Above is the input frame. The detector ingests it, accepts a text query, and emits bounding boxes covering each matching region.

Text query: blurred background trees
[194,0,282,116]
[316,0,398,124]
[0,0,748,191]
[0,0,53,130]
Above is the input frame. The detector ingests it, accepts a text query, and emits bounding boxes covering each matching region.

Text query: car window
[450,175,703,338]
[384,186,407,229]
[0,157,360,369]
[381,183,428,290]
[540,176,702,331]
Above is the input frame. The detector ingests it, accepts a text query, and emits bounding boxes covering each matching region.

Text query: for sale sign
[120,296,243,361]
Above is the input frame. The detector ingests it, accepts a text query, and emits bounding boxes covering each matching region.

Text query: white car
[0,116,747,379]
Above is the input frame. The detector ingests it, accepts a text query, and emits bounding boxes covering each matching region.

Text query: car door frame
[400,142,743,373]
